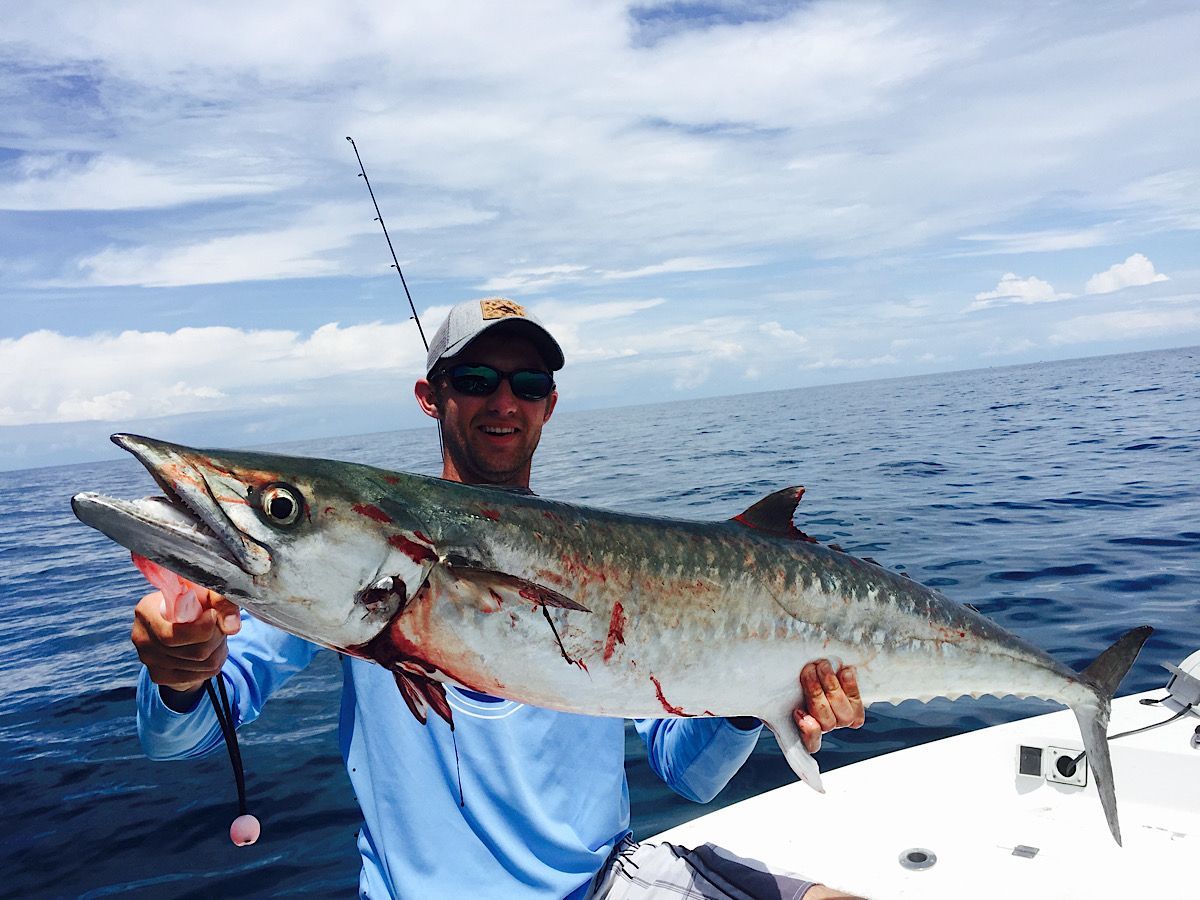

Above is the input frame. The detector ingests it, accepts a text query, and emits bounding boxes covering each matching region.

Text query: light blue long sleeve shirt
[137,614,763,899]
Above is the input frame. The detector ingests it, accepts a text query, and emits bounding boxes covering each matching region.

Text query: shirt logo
[480,298,526,320]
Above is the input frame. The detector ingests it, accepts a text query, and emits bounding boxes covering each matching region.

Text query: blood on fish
[650,675,690,716]
[388,534,436,564]
[352,503,393,524]
[383,475,400,484]
[516,583,580,608]
[478,507,500,521]
[533,568,569,587]
[603,602,626,662]
[560,554,609,584]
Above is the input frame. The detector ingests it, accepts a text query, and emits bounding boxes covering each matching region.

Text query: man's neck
[440,461,531,490]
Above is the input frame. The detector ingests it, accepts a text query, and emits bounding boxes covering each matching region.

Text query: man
[132,298,865,898]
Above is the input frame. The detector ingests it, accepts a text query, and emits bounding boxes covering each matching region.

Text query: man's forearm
[637,717,762,803]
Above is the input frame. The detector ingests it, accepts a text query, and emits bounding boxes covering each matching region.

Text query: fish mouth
[70,433,271,585]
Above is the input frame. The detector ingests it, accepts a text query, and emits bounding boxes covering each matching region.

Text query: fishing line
[347,136,465,810]
[205,676,248,816]
[1068,701,1195,769]
[452,729,466,809]
[346,135,445,469]
[1107,703,1195,742]
[345,136,428,352]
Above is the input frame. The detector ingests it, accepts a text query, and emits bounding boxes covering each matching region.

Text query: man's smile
[480,425,519,437]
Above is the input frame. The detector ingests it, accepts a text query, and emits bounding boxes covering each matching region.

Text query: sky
[2,1,1198,470]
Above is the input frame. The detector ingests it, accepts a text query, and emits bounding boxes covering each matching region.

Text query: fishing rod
[182,142,439,846]
[345,135,429,352]
[347,136,447,471]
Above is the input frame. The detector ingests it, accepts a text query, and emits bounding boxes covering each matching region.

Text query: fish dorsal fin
[732,486,817,543]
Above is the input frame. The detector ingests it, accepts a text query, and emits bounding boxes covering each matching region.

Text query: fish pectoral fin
[393,671,455,730]
[394,671,428,724]
[449,565,590,612]
[730,486,817,543]
[762,715,825,793]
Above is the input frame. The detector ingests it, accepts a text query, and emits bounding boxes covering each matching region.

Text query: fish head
[71,434,438,652]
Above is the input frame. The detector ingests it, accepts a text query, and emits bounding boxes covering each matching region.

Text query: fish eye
[258,483,304,527]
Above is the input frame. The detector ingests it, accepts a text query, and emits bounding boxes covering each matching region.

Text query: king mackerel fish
[73,434,1152,844]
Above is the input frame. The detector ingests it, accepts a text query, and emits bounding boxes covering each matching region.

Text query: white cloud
[0,322,426,425]
[600,257,754,280]
[598,314,823,392]
[479,265,591,294]
[76,227,349,287]
[539,298,666,326]
[0,154,288,211]
[58,200,495,288]
[479,257,751,294]
[983,337,1038,357]
[3,2,1197,299]
[758,321,807,344]
[1049,307,1200,345]
[538,298,666,363]
[969,273,1074,311]
[4,2,1200,465]
[1084,253,1170,294]
[61,202,371,287]
[800,353,899,371]
[957,226,1115,254]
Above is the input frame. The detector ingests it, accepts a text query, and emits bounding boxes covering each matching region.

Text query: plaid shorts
[587,836,817,900]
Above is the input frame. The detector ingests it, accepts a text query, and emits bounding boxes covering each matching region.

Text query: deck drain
[899,848,937,870]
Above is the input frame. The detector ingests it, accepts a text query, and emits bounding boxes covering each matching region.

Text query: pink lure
[130,553,261,846]
[230,814,262,846]
[131,553,204,623]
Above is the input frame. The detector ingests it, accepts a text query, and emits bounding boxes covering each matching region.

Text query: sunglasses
[440,364,555,401]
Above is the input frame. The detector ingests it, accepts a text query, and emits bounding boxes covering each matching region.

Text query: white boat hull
[654,664,1200,899]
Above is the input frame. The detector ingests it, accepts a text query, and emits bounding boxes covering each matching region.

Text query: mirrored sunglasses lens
[449,365,500,395]
[511,370,553,399]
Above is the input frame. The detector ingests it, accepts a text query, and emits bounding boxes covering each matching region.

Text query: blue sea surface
[2,346,1198,897]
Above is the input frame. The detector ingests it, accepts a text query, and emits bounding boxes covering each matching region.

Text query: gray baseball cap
[425,297,565,374]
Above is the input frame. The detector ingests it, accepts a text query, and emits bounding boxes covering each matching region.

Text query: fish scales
[436,504,1065,715]
[415,496,1081,717]
[71,435,1152,844]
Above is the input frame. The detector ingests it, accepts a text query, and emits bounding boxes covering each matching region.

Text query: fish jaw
[111,433,272,576]
[71,492,251,595]
[72,434,433,653]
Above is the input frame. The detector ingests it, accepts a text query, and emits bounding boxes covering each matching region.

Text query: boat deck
[654,680,1199,898]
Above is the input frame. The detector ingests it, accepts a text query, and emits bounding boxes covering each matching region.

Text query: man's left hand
[795,660,865,752]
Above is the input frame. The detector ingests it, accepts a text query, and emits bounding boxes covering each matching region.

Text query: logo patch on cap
[480,298,526,320]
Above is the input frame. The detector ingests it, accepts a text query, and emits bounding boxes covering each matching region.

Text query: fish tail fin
[1070,625,1153,846]
[763,715,825,794]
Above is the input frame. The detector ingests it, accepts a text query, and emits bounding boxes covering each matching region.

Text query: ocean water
[2,346,1198,898]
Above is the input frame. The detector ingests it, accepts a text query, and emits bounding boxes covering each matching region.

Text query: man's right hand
[131,589,243,702]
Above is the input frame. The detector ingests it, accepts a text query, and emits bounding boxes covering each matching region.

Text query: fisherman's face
[415,332,557,488]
